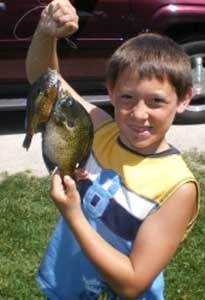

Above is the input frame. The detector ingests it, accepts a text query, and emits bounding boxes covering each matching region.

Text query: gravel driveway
[0,124,205,177]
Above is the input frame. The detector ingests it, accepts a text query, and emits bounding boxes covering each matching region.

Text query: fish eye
[67,119,75,127]
[67,96,73,106]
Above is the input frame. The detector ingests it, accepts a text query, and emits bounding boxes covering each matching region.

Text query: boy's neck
[117,137,178,157]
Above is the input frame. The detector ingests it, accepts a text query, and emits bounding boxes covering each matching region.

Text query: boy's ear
[176,88,193,114]
[106,84,115,105]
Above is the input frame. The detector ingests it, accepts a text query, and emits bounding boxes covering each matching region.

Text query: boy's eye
[119,94,134,103]
[148,97,166,106]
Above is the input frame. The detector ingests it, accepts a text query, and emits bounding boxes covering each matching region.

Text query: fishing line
[13,5,45,40]
[13,3,78,49]
[37,0,48,4]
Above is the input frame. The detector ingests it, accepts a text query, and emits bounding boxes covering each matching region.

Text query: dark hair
[106,33,192,100]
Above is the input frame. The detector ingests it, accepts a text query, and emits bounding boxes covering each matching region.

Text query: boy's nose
[130,100,148,120]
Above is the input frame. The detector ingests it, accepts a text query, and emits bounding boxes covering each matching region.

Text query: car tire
[175,40,205,124]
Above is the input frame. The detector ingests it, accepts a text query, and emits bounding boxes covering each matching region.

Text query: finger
[52,7,79,34]
[48,0,77,18]
[53,10,78,27]
[40,0,78,37]
[50,172,65,199]
[63,175,80,198]
[63,175,76,190]
[74,169,89,181]
[41,6,48,19]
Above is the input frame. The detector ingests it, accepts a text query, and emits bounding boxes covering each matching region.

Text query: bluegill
[23,69,94,176]
[42,91,94,176]
[23,69,59,149]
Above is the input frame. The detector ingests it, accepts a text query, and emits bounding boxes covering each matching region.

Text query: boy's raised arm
[25,0,112,128]
[26,0,78,83]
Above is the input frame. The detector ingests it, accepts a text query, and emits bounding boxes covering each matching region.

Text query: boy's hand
[74,168,89,181]
[50,173,81,219]
[39,0,79,38]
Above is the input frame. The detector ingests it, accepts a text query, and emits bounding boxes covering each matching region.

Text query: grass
[165,151,205,300]
[0,151,205,300]
[0,172,58,299]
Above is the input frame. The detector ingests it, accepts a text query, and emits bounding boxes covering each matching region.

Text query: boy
[26,0,199,299]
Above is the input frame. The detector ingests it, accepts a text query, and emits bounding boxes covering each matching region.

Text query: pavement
[0,124,205,177]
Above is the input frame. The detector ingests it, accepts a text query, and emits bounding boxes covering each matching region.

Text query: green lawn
[165,151,205,300]
[0,151,204,299]
[0,173,58,299]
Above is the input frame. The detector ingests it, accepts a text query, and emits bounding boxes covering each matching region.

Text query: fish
[23,68,59,150]
[42,90,94,176]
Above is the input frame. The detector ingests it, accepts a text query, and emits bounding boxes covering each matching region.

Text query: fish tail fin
[22,135,32,150]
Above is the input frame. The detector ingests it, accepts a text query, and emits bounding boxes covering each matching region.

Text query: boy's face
[107,69,191,155]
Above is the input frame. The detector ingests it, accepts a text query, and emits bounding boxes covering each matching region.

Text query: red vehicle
[1,0,205,123]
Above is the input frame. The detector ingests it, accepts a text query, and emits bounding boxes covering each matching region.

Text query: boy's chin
[127,139,167,155]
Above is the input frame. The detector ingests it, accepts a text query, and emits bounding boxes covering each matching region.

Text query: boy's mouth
[129,125,152,137]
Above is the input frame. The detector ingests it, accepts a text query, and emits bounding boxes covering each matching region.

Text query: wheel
[175,40,205,124]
